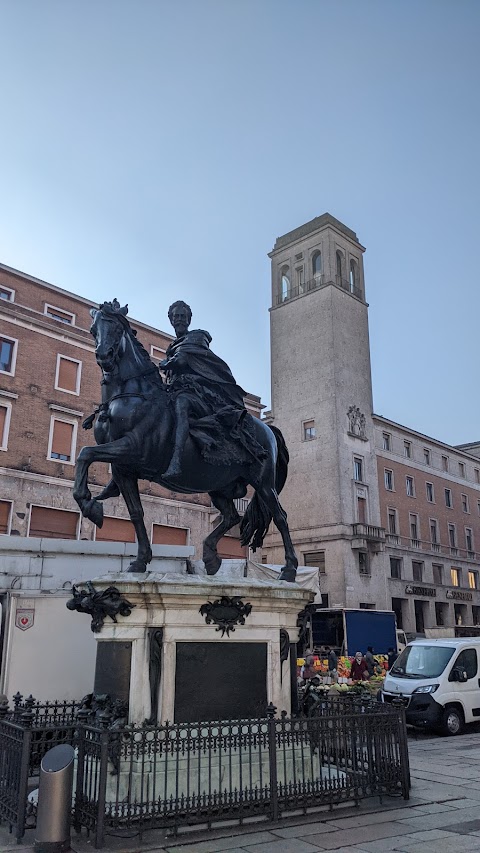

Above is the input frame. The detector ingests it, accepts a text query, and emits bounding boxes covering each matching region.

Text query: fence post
[266,703,279,822]
[393,700,410,799]
[73,709,90,834]
[94,711,111,849]
[16,706,34,841]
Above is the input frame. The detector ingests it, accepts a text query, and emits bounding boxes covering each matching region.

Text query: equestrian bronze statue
[73,299,298,581]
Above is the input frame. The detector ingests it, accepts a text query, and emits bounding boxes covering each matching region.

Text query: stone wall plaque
[94,641,132,703]
[174,642,267,722]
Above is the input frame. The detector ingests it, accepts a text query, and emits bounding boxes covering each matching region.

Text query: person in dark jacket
[325,646,338,683]
[365,646,375,677]
[387,647,397,670]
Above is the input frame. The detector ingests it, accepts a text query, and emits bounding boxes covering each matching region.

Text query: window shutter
[58,358,78,392]
[29,506,79,539]
[51,420,74,458]
[0,500,11,533]
[217,535,247,559]
[0,406,6,444]
[96,516,136,543]
[152,524,187,545]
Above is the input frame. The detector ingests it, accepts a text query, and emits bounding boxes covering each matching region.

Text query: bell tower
[264,213,386,610]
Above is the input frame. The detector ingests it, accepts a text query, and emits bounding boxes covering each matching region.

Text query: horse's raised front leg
[113,470,152,573]
[73,436,135,527]
[256,485,298,583]
[203,491,241,575]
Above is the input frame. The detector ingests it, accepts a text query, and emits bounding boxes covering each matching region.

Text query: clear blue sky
[0,0,479,445]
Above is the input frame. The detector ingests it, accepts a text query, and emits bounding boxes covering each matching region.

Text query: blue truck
[306,607,406,656]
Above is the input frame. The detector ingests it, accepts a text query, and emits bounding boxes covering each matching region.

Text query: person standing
[350,651,368,681]
[325,645,338,683]
[387,647,397,670]
[365,646,375,678]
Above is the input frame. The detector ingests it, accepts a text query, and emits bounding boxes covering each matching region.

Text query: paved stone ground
[5,728,480,853]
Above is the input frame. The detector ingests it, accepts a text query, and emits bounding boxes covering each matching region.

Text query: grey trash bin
[34,744,75,853]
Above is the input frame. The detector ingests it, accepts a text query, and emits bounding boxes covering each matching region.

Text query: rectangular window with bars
[445,488,452,508]
[388,508,398,535]
[409,513,419,546]
[48,417,76,463]
[430,518,438,545]
[466,527,474,554]
[461,494,469,513]
[426,482,434,502]
[423,448,431,465]
[403,440,411,458]
[459,461,466,478]
[55,355,81,395]
[406,476,415,497]
[448,523,457,549]
[382,432,391,451]
[442,455,449,472]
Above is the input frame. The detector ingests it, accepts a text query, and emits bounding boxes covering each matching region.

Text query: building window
[390,557,402,579]
[0,499,12,534]
[55,355,82,395]
[382,432,391,451]
[303,419,316,440]
[466,527,474,554]
[0,335,18,375]
[358,551,369,575]
[0,285,14,301]
[426,482,434,503]
[312,251,322,279]
[349,260,359,292]
[28,505,80,539]
[451,567,461,587]
[435,602,447,626]
[430,518,439,546]
[459,461,466,478]
[442,455,449,472]
[95,515,136,543]
[412,560,424,582]
[403,440,411,458]
[353,457,363,482]
[150,345,166,361]
[0,402,12,451]
[280,266,290,302]
[475,469,480,484]
[296,267,305,292]
[473,606,480,625]
[152,524,188,545]
[423,448,431,465]
[384,469,394,491]
[433,564,443,585]
[448,523,457,553]
[406,476,415,497]
[47,417,77,464]
[304,551,326,573]
[359,602,375,609]
[461,494,469,513]
[445,488,452,508]
[357,495,367,523]
[387,508,398,535]
[468,570,478,590]
[336,250,343,282]
[44,304,75,325]
[409,513,420,547]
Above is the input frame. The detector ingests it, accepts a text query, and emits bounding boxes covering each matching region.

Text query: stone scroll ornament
[199,596,252,637]
[66,581,136,633]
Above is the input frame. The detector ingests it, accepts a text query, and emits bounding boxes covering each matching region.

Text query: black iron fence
[0,694,409,848]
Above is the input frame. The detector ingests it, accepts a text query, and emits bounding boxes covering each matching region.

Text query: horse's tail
[240,424,289,552]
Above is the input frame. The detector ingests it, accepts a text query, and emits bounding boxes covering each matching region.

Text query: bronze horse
[73,301,298,581]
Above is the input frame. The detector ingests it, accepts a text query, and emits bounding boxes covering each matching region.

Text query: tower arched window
[280,267,290,302]
[312,251,322,280]
[349,260,358,293]
[336,251,343,283]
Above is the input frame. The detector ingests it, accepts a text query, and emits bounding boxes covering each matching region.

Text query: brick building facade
[0,263,261,557]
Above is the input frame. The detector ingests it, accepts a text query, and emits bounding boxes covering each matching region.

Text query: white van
[381,638,480,736]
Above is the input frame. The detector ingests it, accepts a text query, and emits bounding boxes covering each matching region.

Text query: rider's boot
[164,416,189,479]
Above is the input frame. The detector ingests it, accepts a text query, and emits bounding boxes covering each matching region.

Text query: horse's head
[90,299,129,372]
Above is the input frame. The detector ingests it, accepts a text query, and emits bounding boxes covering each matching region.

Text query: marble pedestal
[89,563,313,724]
